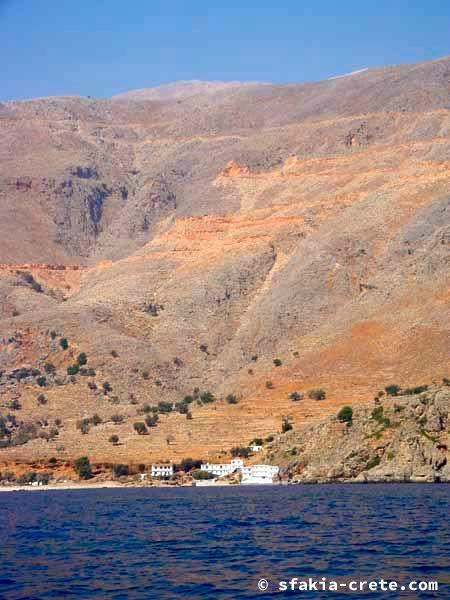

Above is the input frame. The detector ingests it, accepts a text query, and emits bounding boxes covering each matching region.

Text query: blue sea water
[0,484,449,599]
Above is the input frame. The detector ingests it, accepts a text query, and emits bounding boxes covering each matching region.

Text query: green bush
[308,389,326,401]
[77,419,90,434]
[192,469,214,480]
[273,358,282,367]
[385,384,401,397]
[111,350,118,358]
[231,446,251,458]
[179,457,202,472]
[17,471,37,485]
[403,385,428,395]
[337,406,353,423]
[266,381,274,390]
[175,402,189,415]
[182,395,194,405]
[77,353,88,366]
[44,362,56,374]
[289,392,302,402]
[282,417,293,433]
[141,370,150,380]
[371,406,390,427]
[226,394,238,404]
[36,376,47,387]
[366,456,380,470]
[91,414,102,426]
[59,338,69,350]
[111,414,124,424]
[200,391,215,404]
[112,464,129,478]
[74,456,92,479]
[37,393,47,405]
[251,438,263,446]
[265,435,274,443]
[158,401,173,414]
[145,415,159,427]
[67,364,79,376]
[102,381,112,393]
[133,422,147,435]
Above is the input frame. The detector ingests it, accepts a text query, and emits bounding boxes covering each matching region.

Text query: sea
[0,484,449,599]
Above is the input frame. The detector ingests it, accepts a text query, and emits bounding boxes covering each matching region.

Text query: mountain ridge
[0,54,448,472]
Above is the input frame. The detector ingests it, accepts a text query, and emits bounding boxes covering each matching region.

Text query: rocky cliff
[267,384,450,483]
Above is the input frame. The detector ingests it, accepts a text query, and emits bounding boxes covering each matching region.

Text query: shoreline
[0,480,448,492]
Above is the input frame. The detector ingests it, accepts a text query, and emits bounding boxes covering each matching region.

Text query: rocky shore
[266,384,450,483]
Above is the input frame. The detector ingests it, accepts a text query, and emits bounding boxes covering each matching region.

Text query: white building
[200,458,279,484]
[151,463,173,478]
[250,444,262,453]
[200,458,243,477]
[241,464,279,485]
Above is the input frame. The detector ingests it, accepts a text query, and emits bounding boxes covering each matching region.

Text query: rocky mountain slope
[266,384,450,483]
[0,56,449,469]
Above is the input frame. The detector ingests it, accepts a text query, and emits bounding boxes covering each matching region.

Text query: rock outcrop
[267,385,450,483]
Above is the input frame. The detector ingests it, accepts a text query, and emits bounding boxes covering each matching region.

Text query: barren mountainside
[0,55,449,472]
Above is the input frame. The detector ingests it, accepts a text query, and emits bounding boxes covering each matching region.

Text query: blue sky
[1,0,450,100]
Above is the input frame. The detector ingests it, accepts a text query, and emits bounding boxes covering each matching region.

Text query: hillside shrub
[200,391,215,404]
[37,393,47,405]
[308,389,326,401]
[226,394,238,404]
[133,422,147,435]
[385,384,401,397]
[91,414,102,426]
[337,406,353,424]
[289,392,302,402]
[145,415,159,427]
[366,456,381,470]
[59,338,69,350]
[77,353,87,366]
[273,358,282,367]
[251,438,263,446]
[36,376,47,387]
[17,471,37,485]
[403,385,428,395]
[281,417,293,433]
[112,464,129,478]
[74,457,92,479]
[67,365,79,376]
[180,458,202,472]
[192,469,214,480]
[231,446,251,458]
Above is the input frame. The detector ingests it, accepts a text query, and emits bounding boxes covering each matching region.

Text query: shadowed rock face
[0,56,449,467]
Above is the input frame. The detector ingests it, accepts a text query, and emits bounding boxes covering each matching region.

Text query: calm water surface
[0,484,449,599]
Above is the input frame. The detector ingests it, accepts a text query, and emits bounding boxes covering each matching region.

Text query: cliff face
[0,57,449,467]
[267,385,450,483]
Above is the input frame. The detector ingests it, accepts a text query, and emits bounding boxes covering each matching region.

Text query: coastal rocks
[270,385,450,483]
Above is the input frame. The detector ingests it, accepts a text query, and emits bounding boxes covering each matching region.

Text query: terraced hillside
[0,57,449,470]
